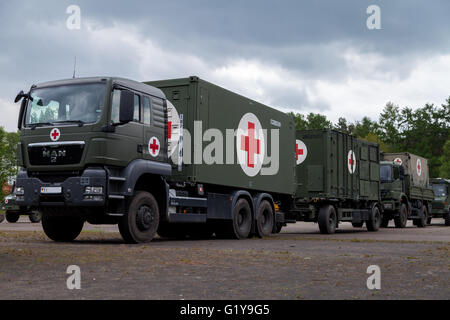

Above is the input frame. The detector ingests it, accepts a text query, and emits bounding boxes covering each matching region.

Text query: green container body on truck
[284,129,382,234]
[430,178,450,226]
[379,152,434,228]
[14,76,297,243]
[145,77,296,196]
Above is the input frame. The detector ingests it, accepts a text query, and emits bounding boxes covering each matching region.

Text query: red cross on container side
[296,143,304,160]
[240,122,260,168]
[349,153,355,170]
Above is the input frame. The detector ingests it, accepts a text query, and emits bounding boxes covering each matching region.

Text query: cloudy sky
[1,0,449,132]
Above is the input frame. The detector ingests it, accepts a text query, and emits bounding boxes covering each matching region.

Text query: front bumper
[16,168,107,208]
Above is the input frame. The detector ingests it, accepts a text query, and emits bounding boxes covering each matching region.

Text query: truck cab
[14,77,171,242]
[430,178,450,225]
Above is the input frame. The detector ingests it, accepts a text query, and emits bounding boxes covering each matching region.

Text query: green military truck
[1,185,42,223]
[14,76,296,242]
[379,153,434,228]
[430,178,450,226]
[283,129,382,234]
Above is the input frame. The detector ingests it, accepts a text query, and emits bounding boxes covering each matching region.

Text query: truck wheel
[42,216,84,242]
[217,198,252,239]
[427,217,432,225]
[119,191,159,244]
[5,212,20,223]
[256,200,274,238]
[366,206,381,232]
[394,204,407,228]
[318,205,337,234]
[0,214,4,223]
[416,206,428,228]
[29,211,42,223]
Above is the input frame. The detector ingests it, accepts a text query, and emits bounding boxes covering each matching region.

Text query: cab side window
[143,96,151,125]
[133,94,140,122]
[111,89,121,123]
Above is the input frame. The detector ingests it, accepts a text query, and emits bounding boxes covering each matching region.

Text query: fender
[120,159,171,196]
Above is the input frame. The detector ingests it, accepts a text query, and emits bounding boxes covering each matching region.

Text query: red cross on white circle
[296,139,307,165]
[394,158,402,165]
[347,150,356,174]
[240,122,261,168]
[236,113,265,177]
[417,158,422,176]
[50,128,60,141]
[148,137,160,157]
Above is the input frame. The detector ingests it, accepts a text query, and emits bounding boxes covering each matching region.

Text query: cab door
[143,95,166,163]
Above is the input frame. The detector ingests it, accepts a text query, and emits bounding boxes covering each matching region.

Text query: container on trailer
[146,76,297,197]
[295,129,380,201]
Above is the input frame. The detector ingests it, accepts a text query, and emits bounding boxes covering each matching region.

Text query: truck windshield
[24,83,106,127]
[380,165,392,182]
[432,184,447,197]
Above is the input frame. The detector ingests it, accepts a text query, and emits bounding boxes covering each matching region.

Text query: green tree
[334,117,355,135]
[0,127,20,201]
[439,140,450,178]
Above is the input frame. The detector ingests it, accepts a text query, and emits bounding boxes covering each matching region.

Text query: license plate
[40,187,62,194]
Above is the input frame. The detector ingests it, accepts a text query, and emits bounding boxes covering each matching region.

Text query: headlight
[84,187,103,194]
[15,187,24,195]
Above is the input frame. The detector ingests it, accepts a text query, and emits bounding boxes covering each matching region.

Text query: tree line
[289,97,450,178]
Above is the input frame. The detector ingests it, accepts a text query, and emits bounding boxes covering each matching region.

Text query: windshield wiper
[29,122,54,129]
[51,120,85,127]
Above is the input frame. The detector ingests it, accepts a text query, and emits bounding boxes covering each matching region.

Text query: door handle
[137,144,143,153]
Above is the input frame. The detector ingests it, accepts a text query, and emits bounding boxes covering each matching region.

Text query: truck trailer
[379,153,434,228]
[282,129,382,234]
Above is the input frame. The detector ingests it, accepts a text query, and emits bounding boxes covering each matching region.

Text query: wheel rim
[261,208,272,233]
[237,208,248,229]
[329,211,336,230]
[136,205,155,232]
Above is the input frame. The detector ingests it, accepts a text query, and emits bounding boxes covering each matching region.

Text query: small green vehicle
[1,185,41,223]
[430,178,450,226]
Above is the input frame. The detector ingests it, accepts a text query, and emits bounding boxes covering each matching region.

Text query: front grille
[28,143,84,165]
[29,171,80,183]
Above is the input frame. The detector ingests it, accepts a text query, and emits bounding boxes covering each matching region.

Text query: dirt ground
[0,216,449,300]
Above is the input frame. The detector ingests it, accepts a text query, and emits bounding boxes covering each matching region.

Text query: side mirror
[119,90,134,123]
[15,90,25,103]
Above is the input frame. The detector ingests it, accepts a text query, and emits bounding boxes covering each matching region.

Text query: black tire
[352,222,364,228]
[318,205,337,234]
[5,212,20,223]
[366,206,381,232]
[119,191,159,244]
[256,200,274,238]
[29,211,42,223]
[394,203,408,228]
[380,215,390,228]
[445,213,450,226]
[427,217,432,225]
[416,205,428,228]
[42,216,84,242]
[0,214,4,223]
[217,198,252,239]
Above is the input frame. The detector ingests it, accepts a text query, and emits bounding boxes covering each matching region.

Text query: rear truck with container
[14,76,296,243]
[379,153,434,228]
[280,129,382,234]
[430,178,450,226]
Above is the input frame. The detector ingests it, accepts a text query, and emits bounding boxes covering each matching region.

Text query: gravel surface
[0,217,448,300]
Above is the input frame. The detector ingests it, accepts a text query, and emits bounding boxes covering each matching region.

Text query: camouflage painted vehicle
[430,178,450,226]
[379,153,434,228]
